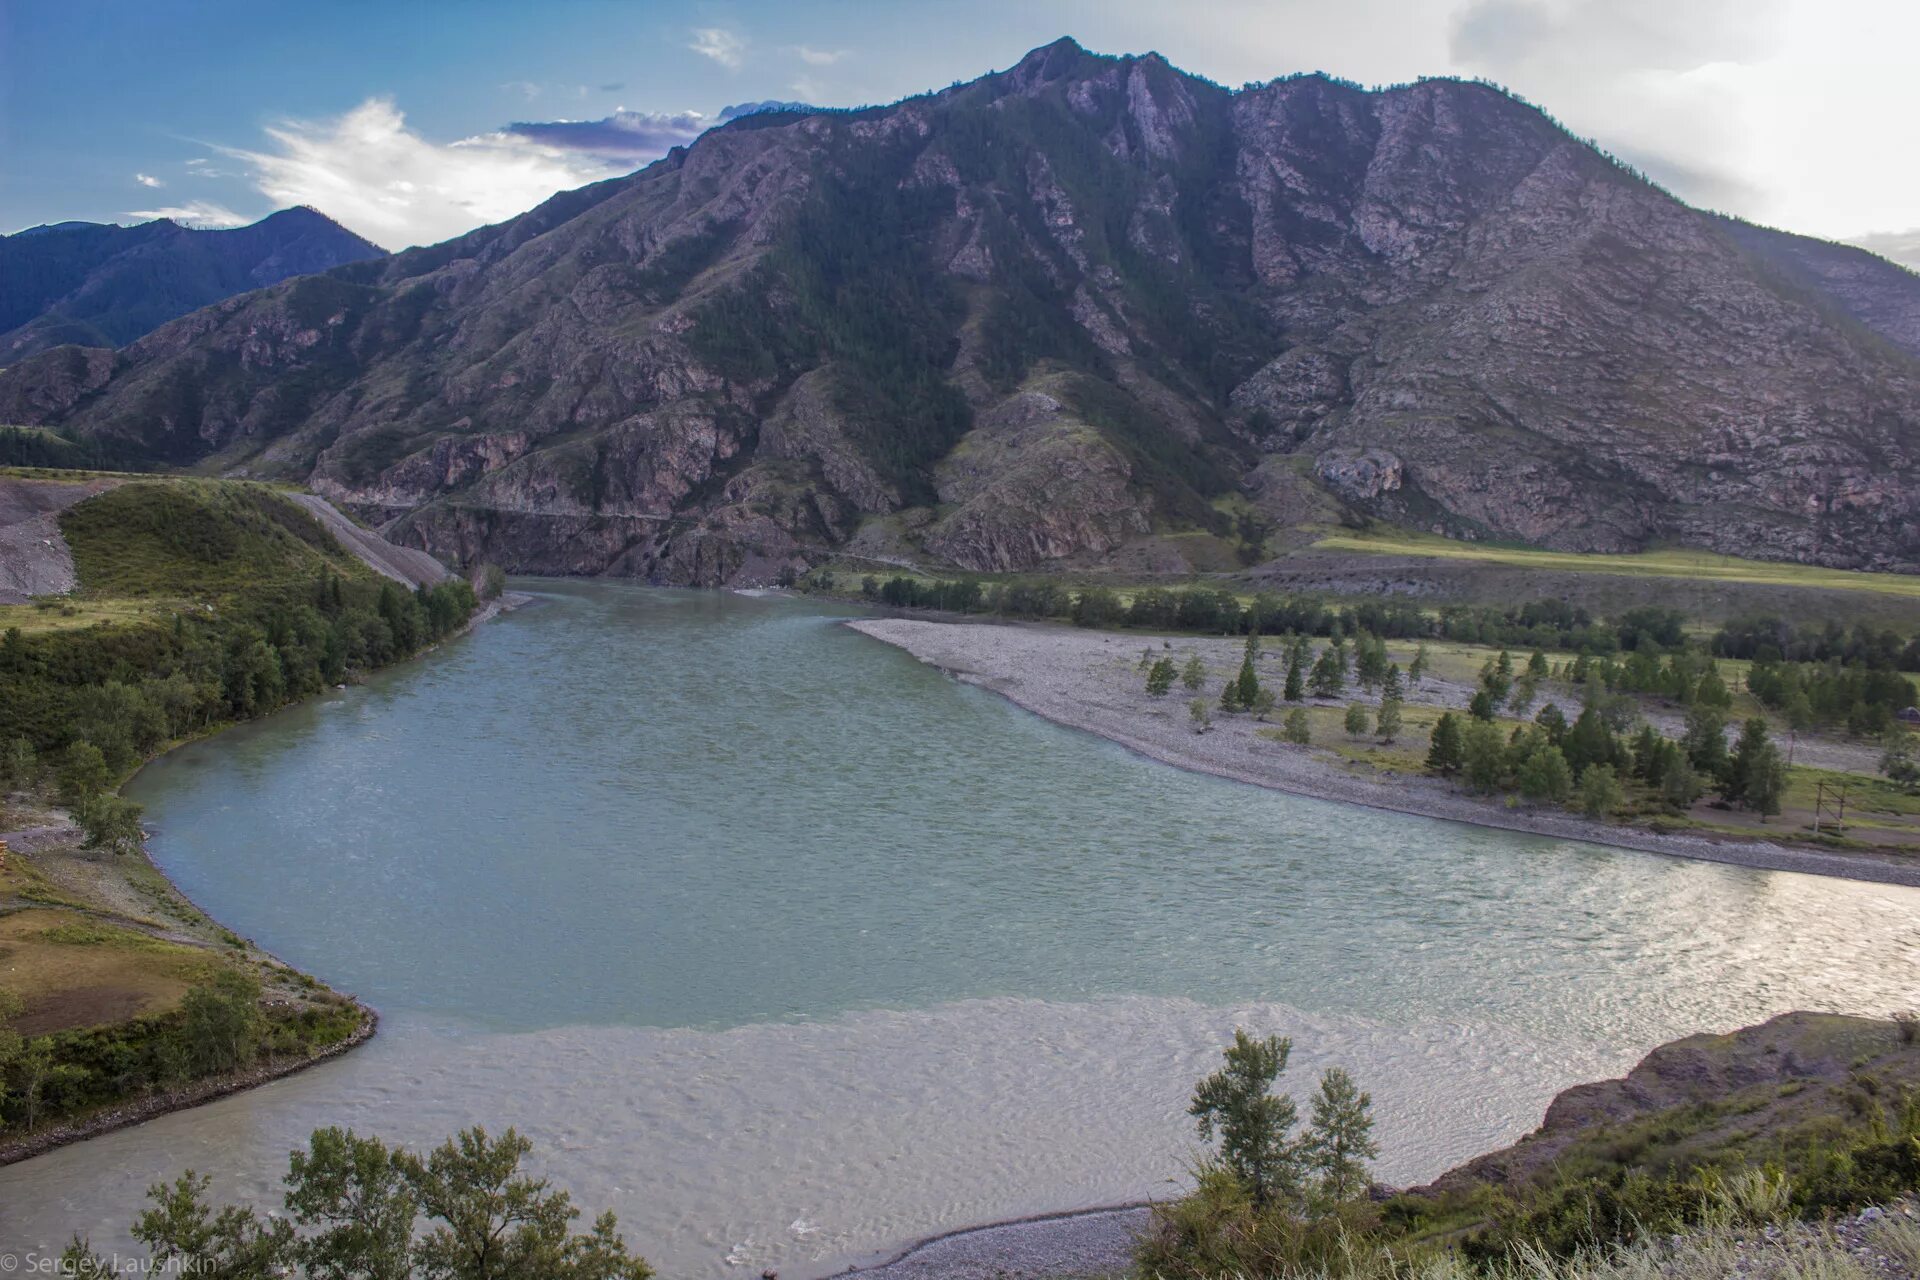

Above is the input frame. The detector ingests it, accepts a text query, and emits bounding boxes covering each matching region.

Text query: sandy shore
[848,617,1920,889]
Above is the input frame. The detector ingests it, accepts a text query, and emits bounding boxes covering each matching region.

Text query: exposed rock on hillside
[6,40,1920,584]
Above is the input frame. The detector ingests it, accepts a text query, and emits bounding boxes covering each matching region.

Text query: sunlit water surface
[4,583,1917,1274]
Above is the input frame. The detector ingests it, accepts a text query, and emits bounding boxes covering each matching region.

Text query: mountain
[5,38,1920,586]
[0,207,385,361]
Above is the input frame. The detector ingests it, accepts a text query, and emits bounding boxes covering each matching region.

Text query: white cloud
[793,45,848,66]
[689,27,745,68]
[128,200,249,228]
[134,172,164,188]
[221,97,628,250]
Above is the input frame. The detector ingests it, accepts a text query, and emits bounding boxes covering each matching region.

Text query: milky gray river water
[4,582,1917,1273]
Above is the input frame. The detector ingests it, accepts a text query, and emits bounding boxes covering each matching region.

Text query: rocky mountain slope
[4,39,1919,585]
[0,208,385,361]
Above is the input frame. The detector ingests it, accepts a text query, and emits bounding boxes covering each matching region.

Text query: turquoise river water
[3,582,1918,1273]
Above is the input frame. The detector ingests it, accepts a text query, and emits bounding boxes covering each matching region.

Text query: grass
[1314,530,1920,601]
[59,477,373,601]
[0,907,214,1036]
[0,595,189,636]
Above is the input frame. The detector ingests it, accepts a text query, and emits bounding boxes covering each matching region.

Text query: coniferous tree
[1303,1068,1379,1205]
[1283,650,1305,702]
[1234,652,1261,709]
[1182,653,1208,692]
[1145,658,1177,697]
[1426,713,1464,775]
[1190,1031,1303,1207]
[1344,703,1370,738]
[1375,698,1404,743]
[1282,708,1311,745]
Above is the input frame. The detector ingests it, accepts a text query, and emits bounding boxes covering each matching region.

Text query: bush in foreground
[61,1125,652,1280]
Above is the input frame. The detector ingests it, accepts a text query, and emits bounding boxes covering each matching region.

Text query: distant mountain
[4,39,1920,584]
[0,208,385,361]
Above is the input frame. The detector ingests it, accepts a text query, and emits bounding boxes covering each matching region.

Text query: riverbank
[0,589,525,1163]
[847,617,1920,888]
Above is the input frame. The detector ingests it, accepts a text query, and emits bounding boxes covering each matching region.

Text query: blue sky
[4,0,1916,263]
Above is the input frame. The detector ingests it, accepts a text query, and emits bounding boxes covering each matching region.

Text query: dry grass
[0,906,212,1035]
[1313,532,1920,602]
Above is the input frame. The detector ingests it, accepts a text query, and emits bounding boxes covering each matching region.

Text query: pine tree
[1408,645,1429,686]
[1145,658,1176,697]
[1234,652,1261,709]
[1309,647,1345,699]
[1190,1031,1303,1207]
[1283,650,1305,702]
[1182,653,1207,692]
[1382,663,1404,703]
[1283,708,1311,745]
[1375,698,1403,743]
[1425,713,1464,775]
[1303,1067,1379,1204]
[1344,703,1370,738]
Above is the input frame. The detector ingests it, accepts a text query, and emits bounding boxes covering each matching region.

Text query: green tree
[58,740,111,808]
[1343,703,1370,738]
[1682,705,1730,777]
[1146,658,1176,697]
[1517,745,1574,804]
[1375,698,1404,743]
[1881,730,1920,791]
[1694,669,1733,709]
[1303,1067,1379,1204]
[1425,713,1464,775]
[1182,653,1208,693]
[1783,692,1815,766]
[1407,645,1429,686]
[1233,652,1261,710]
[1724,718,1787,818]
[1190,698,1213,733]
[402,1128,653,1280]
[0,987,21,1134]
[1467,689,1497,722]
[1578,763,1626,818]
[1283,650,1305,702]
[1461,719,1509,795]
[1282,708,1311,746]
[1,736,36,790]
[132,1171,295,1278]
[1308,647,1345,699]
[1190,1030,1302,1207]
[78,794,146,855]
[1381,663,1405,703]
[179,969,265,1075]
[86,1127,654,1280]
[1250,687,1277,720]
[1526,649,1550,679]
[285,1127,418,1280]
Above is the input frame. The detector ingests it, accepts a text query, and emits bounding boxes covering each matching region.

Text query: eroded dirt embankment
[0,475,119,603]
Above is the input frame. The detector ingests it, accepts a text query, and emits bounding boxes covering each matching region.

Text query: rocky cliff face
[0,208,386,361]
[6,39,1920,585]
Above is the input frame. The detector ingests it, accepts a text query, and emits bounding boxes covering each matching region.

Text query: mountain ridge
[5,39,1919,585]
[0,207,386,362]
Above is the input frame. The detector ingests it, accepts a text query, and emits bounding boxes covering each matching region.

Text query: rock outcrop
[5,40,1920,584]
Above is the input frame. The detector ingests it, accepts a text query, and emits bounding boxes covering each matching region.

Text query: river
[4,581,1917,1274]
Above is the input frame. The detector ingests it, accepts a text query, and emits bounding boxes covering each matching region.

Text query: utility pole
[1812,780,1851,836]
